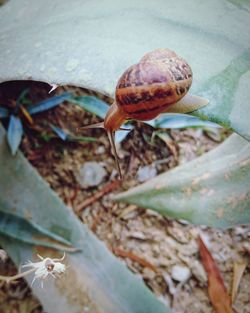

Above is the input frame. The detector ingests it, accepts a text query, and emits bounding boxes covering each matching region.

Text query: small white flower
[22,253,66,287]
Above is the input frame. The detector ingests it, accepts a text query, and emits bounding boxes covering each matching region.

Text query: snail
[79,48,208,179]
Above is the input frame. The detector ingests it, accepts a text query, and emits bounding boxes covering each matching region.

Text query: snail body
[104,48,193,132]
[80,48,208,179]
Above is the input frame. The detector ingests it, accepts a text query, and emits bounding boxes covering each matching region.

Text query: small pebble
[129,231,147,240]
[95,146,105,155]
[171,264,191,282]
[137,165,157,182]
[75,162,106,188]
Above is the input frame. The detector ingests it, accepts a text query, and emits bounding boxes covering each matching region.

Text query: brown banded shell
[140,48,178,62]
[115,48,192,121]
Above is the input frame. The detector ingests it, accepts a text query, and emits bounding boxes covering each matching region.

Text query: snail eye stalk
[107,130,123,180]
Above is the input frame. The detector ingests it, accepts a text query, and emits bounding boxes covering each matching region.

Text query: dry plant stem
[76,179,121,212]
[0,267,36,283]
[107,130,122,179]
[112,247,158,273]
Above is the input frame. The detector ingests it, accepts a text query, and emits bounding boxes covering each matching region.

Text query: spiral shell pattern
[115,48,192,120]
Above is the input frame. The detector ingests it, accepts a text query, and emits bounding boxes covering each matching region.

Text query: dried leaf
[231,261,247,303]
[76,180,121,212]
[198,236,234,313]
[20,105,34,124]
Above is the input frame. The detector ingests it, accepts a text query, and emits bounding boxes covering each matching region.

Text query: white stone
[75,162,106,188]
[137,165,157,182]
[171,264,191,282]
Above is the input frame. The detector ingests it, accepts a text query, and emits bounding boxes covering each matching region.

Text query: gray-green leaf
[7,115,23,155]
[0,210,76,252]
[71,96,109,119]
[114,134,250,228]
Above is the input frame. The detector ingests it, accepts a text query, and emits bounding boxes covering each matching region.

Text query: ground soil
[0,82,249,313]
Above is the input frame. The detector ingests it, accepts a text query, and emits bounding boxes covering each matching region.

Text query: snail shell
[115,48,192,121]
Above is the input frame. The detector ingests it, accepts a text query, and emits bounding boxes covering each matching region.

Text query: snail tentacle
[107,130,122,180]
[76,122,104,132]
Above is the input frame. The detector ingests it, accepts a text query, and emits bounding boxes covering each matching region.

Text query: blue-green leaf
[7,115,23,155]
[50,124,68,140]
[70,96,109,119]
[50,123,97,142]
[0,210,77,252]
[28,92,72,115]
[0,107,9,118]
[115,124,134,143]
[193,50,250,140]
[146,114,220,129]
[114,134,250,228]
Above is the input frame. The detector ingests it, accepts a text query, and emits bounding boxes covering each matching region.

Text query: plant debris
[198,236,234,313]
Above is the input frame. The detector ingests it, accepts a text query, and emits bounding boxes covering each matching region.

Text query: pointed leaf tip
[28,92,72,115]
[7,115,23,155]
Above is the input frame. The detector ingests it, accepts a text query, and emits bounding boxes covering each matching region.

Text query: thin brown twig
[76,180,121,212]
[112,247,158,273]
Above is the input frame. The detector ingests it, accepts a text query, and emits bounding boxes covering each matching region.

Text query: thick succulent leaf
[194,50,250,140]
[0,124,170,313]
[0,0,249,139]
[71,96,110,119]
[7,115,23,155]
[0,210,76,252]
[114,134,250,228]
[146,113,220,129]
[0,107,9,118]
[27,92,72,115]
